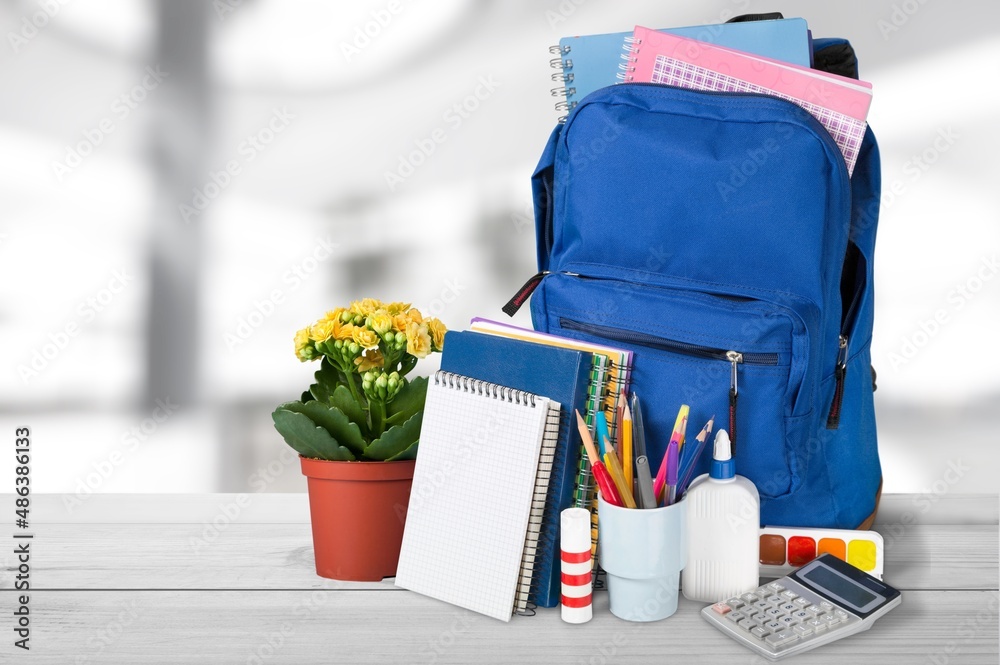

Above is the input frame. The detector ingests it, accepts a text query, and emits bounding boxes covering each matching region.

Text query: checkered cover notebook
[624,25,872,175]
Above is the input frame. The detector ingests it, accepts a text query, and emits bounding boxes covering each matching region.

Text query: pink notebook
[623,25,872,175]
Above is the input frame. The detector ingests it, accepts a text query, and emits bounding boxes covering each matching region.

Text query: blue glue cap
[710,429,735,480]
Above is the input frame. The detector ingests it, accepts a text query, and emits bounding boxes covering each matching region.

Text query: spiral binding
[548,44,577,123]
[616,34,640,82]
[514,403,562,615]
[433,371,536,407]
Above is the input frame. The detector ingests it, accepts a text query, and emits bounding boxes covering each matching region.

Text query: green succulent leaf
[281,400,366,458]
[364,410,422,461]
[300,390,314,403]
[309,357,345,403]
[272,408,355,461]
[385,376,428,426]
[387,439,418,461]
[329,384,368,436]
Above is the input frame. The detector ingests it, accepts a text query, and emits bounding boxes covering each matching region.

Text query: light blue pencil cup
[598,496,687,622]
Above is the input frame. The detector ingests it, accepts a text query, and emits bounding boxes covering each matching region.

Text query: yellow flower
[367,311,393,336]
[350,298,382,317]
[383,301,411,315]
[391,313,410,332]
[354,348,384,372]
[407,307,424,324]
[335,322,356,341]
[294,328,314,361]
[309,319,338,343]
[352,326,380,350]
[426,317,447,352]
[323,307,348,323]
[406,322,432,359]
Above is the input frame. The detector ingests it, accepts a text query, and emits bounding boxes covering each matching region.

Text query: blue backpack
[507,37,882,529]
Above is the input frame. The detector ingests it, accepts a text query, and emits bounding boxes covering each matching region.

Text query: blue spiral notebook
[550,18,811,120]
[440,330,593,608]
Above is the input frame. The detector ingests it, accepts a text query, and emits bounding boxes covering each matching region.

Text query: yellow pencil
[604,451,636,508]
[621,402,633,493]
[673,404,690,452]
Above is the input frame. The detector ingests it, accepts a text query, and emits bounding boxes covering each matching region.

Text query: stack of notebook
[549,16,872,174]
[394,322,633,620]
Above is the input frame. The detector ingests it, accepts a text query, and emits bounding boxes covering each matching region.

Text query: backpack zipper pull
[827,335,849,429]
[502,271,550,316]
[726,350,742,453]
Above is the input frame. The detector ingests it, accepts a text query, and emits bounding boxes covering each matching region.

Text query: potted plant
[272,299,446,581]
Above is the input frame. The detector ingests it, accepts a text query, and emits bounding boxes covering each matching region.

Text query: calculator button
[753,601,771,613]
[793,611,810,621]
[766,595,784,605]
[711,602,731,615]
[780,603,797,613]
[766,608,784,618]
[742,593,760,603]
[725,598,745,610]
[807,618,827,632]
[820,601,834,611]
[834,609,850,621]
[765,621,783,631]
[806,605,824,615]
[793,624,814,638]
[793,597,811,607]
[737,618,756,631]
[764,630,798,647]
[779,616,799,626]
[726,611,745,623]
[821,613,841,627]
[767,582,785,592]
[750,626,770,640]
[781,590,798,600]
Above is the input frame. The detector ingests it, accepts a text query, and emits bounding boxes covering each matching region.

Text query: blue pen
[595,411,610,456]
[677,417,714,498]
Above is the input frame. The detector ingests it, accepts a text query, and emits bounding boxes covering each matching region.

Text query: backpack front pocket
[534,271,808,498]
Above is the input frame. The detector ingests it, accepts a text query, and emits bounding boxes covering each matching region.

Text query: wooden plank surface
[0,494,995,663]
[1,523,994,592]
[5,590,997,665]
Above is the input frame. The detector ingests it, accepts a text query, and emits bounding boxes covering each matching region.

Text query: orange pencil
[575,410,622,507]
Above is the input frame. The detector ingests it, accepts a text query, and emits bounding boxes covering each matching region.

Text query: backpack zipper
[560,318,780,454]
[826,334,848,429]
[503,271,550,316]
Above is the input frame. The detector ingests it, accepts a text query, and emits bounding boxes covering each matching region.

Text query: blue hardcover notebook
[440,330,592,608]
[550,18,811,119]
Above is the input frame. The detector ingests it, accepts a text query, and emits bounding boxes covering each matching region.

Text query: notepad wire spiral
[617,35,640,82]
[434,371,535,407]
[548,44,576,123]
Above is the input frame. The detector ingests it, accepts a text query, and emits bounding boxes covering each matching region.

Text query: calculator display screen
[803,565,877,608]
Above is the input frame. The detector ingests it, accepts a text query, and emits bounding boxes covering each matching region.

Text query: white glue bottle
[681,429,760,602]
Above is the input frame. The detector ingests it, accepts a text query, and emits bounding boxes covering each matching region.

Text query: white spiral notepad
[395,371,561,621]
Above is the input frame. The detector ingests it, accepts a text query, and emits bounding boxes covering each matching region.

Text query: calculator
[701,553,901,660]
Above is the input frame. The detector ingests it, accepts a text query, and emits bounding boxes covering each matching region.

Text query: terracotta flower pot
[300,456,415,581]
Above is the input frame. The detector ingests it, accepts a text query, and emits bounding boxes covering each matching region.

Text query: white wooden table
[1,493,996,664]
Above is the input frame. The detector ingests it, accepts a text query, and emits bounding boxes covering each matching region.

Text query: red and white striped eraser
[560,507,593,623]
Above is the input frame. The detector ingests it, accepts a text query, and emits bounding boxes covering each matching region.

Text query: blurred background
[0,0,996,500]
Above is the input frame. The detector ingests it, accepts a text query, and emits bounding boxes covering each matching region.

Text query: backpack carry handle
[726,12,784,23]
